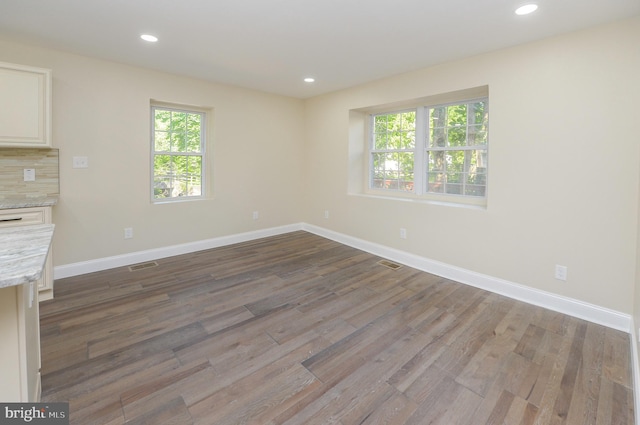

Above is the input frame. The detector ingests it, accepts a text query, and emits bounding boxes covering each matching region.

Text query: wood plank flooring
[39,231,635,424]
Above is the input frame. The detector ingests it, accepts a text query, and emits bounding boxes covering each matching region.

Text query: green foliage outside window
[371,100,488,197]
[428,101,488,196]
[152,107,204,200]
[372,111,416,191]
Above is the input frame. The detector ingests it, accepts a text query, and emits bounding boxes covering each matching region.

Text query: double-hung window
[151,105,206,201]
[370,98,488,200]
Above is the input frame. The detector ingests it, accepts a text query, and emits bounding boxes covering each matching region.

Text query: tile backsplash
[0,148,59,199]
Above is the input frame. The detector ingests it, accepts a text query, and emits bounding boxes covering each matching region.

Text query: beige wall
[0,40,306,265]
[303,16,640,314]
[635,147,640,381]
[0,16,638,316]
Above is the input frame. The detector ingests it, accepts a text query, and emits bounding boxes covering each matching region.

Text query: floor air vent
[377,259,402,270]
[128,261,159,272]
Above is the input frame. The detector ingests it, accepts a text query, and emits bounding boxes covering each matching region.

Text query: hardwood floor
[40,231,634,424]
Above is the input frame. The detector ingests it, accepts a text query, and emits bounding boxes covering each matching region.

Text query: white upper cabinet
[0,62,52,148]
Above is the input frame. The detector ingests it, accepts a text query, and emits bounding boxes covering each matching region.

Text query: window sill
[151,196,209,205]
[350,191,487,210]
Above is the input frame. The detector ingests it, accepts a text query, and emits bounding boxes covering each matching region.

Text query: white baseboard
[302,224,632,333]
[54,223,303,280]
[55,222,631,333]
[631,318,640,425]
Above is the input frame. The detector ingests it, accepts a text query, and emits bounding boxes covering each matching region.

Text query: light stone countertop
[0,224,55,288]
[0,196,58,209]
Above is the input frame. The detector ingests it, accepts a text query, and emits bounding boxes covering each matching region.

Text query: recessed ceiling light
[303,77,315,83]
[515,4,538,15]
[140,34,158,42]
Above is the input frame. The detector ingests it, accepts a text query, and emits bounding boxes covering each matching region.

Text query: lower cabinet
[0,282,41,401]
[0,206,52,401]
[0,206,54,300]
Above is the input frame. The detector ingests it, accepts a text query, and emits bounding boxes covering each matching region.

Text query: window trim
[365,95,489,206]
[150,103,207,203]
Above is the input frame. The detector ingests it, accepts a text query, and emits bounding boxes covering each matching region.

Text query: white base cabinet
[0,283,41,401]
[0,207,54,300]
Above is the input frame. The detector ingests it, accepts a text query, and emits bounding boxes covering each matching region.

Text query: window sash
[151,105,206,202]
[369,98,488,199]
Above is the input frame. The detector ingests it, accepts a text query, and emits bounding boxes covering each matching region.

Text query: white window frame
[151,104,207,203]
[368,97,488,205]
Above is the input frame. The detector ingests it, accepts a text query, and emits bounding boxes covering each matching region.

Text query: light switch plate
[73,156,89,168]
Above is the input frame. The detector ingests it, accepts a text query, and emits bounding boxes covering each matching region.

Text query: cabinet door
[0,284,41,402]
[0,62,52,147]
[19,281,42,401]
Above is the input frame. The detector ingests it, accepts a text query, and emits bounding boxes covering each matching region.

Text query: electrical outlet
[252,211,259,220]
[124,227,133,239]
[554,264,568,281]
[400,228,407,239]
[23,168,36,182]
[324,210,329,219]
[73,156,89,168]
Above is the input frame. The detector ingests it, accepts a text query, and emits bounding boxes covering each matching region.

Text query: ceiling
[0,0,638,99]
